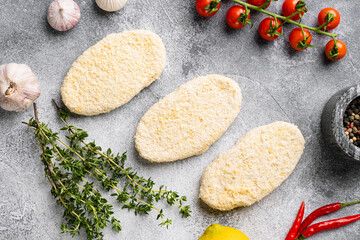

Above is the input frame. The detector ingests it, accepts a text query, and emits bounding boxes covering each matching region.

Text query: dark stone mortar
[321,85,360,162]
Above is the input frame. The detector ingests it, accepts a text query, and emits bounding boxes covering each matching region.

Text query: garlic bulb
[96,0,127,12]
[0,63,41,112]
[47,0,80,31]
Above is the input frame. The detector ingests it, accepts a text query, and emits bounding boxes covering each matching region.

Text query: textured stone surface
[1,0,360,239]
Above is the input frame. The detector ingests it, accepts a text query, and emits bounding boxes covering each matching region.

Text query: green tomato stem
[259,0,270,9]
[300,26,306,41]
[232,0,337,38]
[317,21,328,31]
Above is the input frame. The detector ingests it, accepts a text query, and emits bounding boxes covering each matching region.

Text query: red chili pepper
[285,202,305,240]
[297,214,360,239]
[295,201,360,238]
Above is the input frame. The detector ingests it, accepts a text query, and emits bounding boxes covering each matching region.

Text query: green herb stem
[52,100,189,215]
[43,127,168,226]
[52,134,166,221]
[25,102,191,239]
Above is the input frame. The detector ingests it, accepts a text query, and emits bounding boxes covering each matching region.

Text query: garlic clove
[96,0,127,12]
[0,63,41,112]
[47,0,81,31]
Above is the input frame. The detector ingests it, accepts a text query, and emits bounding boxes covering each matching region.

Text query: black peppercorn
[343,97,360,147]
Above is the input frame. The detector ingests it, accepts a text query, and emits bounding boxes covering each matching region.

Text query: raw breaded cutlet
[61,30,166,116]
[135,74,242,163]
[200,121,305,211]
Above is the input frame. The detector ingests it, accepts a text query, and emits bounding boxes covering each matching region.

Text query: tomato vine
[232,0,337,39]
[196,0,346,60]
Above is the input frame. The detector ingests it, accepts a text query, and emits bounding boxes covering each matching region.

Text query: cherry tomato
[196,0,221,17]
[282,0,306,21]
[318,8,340,30]
[289,28,312,51]
[258,17,283,41]
[325,39,347,61]
[247,0,270,9]
[226,5,250,29]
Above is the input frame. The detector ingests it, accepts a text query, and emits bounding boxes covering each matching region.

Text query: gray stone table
[1,0,360,239]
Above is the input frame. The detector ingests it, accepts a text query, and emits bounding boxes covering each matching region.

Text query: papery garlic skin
[0,63,41,112]
[47,0,81,31]
[96,0,127,12]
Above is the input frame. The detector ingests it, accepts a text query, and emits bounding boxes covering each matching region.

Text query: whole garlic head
[96,0,127,12]
[47,0,81,31]
[0,63,41,112]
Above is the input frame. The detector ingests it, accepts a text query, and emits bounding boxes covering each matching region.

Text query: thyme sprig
[24,103,191,240]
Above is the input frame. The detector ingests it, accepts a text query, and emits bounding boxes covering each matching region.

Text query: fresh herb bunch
[24,102,191,240]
